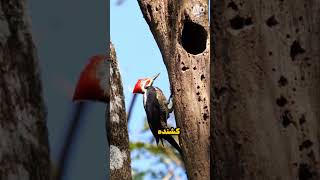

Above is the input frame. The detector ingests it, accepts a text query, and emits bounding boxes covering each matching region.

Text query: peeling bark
[0,0,50,179]
[211,0,320,179]
[138,0,210,179]
[107,43,132,179]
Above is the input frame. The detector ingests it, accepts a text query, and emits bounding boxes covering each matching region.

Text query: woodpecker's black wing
[145,87,168,144]
[144,87,182,154]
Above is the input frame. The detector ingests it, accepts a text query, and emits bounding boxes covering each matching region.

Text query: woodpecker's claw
[168,107,174,113]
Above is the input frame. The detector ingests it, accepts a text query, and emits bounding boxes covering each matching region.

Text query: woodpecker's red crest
[133,73,160,94]
[73,55,109,102]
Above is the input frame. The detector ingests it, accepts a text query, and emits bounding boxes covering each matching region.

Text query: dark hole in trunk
[181,20,207,55]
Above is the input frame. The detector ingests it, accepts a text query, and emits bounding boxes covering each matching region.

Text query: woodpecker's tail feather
[163,135,183,156]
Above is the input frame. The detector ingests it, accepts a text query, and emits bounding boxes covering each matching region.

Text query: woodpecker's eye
[143,79,152,89]
[145,80,151,87]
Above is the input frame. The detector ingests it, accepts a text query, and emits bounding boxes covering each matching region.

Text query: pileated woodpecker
[133,73,182,155]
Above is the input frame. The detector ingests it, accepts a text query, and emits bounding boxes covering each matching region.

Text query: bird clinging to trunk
[133,73,182,155]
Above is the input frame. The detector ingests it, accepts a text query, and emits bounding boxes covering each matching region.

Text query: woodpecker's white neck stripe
[143,90,148,108]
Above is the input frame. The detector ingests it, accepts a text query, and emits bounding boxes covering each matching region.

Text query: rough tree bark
[211,0,320,179]
[107,43,132,179]
[0,0,50,179]
[138,0,210,179]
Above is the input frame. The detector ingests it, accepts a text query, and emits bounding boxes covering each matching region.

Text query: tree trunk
[108,43,132,179]
[211,0,320,179]
[0,0,50,179]
[138,1,210,179]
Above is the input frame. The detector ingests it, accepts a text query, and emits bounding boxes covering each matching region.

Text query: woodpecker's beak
[151,73,160,81]
[149,73,160,86]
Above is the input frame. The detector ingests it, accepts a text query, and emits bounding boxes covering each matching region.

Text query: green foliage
[132,169,147,180]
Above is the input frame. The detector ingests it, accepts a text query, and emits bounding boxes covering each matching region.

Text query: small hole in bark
[193,67,197,70]
[299,16,303,21]
[266,15,279,27]
[278,76,288,87]
[269,51,273,56]
[286,34,291,38]
[292,87,296,92]
[197,86,200,89]
[181,20,207,55]
[182,66,189,71]
[272,68,276,72]
[301,76,305,81]
[230,15,253,30]
[227,1,238,11]
[276,96,287,107]
[204,106,208,109]
[299,140,313,151]
[203,113,208,120]
[290,40,305,61]
[299,114,306,125]
[299,163,313,180]
[201,74,205,81]
[281,110,292,128]
[196,92,200,95]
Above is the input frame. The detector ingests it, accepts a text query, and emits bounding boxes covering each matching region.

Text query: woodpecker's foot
[167,94,174,113]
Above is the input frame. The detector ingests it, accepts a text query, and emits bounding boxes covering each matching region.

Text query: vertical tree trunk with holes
[0,0,50,179]
[108,43,132,179]
[138,1,210,179]
[211,0,320,179]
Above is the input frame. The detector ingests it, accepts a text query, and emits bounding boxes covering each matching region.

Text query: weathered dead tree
[211,0,320,179]
[138,1,210,179]
[108,43,132,179]
[0,0,50,179]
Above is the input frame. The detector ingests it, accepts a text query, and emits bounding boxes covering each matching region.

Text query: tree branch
[108,42,132,179]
